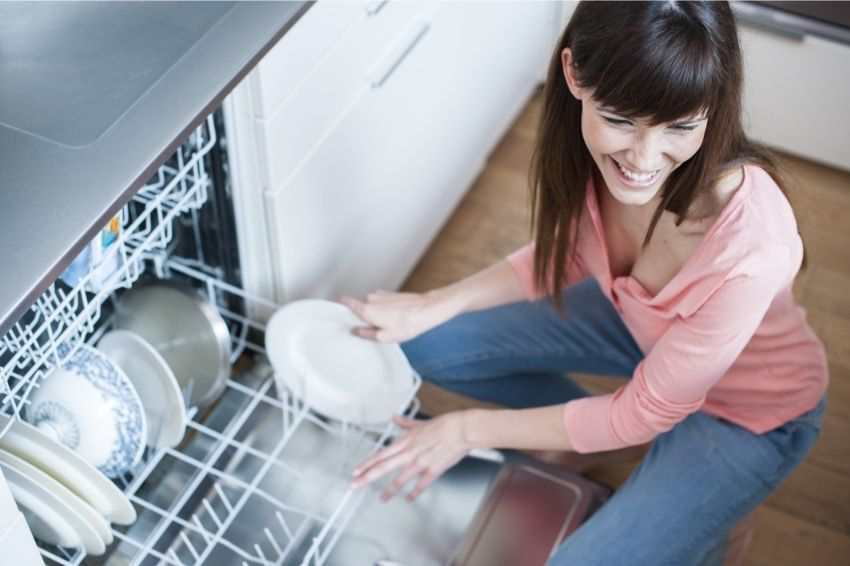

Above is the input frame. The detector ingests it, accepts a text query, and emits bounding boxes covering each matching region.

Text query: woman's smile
[610,156,663,187]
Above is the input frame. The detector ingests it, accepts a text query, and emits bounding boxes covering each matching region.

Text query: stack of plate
[0,414,136,555]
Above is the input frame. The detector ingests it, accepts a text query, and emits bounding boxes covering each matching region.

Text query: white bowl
[27,343,147,478]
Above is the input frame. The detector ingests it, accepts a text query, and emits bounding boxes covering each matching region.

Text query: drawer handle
[370,21,431,89]
[731,3,805,42]
[365,1,389,17]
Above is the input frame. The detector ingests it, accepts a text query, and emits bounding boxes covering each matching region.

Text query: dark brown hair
[529,0,803,311]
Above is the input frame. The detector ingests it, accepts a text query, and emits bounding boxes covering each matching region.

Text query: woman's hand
[351,413,471,502]
[337,289,458,343]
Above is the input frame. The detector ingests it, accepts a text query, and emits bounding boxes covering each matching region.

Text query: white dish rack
[0,115,420,566]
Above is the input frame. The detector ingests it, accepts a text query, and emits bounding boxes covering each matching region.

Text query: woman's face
[562,50,709,207]
[581,101,708,207]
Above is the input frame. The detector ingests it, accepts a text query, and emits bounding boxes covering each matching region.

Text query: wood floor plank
[765,460,850,535]
[745,506,850,566]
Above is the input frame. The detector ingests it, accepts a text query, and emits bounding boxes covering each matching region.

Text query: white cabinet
[738,20,850,171]
[227,1,561,306]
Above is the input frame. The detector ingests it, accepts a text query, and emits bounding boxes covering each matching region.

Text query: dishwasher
[0,14,611,563]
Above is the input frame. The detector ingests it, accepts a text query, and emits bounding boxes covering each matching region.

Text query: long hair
[530,0,804,311]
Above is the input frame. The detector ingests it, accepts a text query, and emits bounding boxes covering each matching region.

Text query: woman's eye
[602,116,631,126]
[670,124,698,132]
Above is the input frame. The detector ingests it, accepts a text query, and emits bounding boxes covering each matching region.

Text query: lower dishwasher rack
[38,259,421,566]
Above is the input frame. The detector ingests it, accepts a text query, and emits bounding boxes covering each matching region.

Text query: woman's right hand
[337,289,458,343]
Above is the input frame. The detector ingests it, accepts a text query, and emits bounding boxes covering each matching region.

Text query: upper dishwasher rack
[0,116,215,434]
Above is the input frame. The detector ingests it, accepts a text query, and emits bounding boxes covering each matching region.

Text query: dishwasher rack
[0,115,419,565]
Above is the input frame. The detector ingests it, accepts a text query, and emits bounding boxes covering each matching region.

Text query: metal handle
[370,21,431,89]
[365,1,389,17]
[732,3,805,42]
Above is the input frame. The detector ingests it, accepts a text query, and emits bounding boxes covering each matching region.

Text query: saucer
[265,300,417,425]
[97,330,187,449]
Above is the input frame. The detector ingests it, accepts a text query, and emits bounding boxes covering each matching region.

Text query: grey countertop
[0,1,309,335]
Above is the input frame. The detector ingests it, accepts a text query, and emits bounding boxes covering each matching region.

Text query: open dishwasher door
[323,454,610,566]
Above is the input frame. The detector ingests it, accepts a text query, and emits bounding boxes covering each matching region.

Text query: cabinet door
[265,2,559,302]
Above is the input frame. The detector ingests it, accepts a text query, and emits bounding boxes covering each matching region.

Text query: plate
[97,330,187,449]
[0,448,111,554]
[265,300,417,425]
[0,413,136,525]
[113,283,231,410]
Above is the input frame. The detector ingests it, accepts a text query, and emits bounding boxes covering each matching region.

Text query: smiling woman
[340,2,828,566]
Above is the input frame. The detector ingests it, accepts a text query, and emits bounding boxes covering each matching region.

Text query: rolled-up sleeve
[563,268,786,453]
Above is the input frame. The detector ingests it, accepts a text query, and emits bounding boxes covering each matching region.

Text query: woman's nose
[626,130,665,171]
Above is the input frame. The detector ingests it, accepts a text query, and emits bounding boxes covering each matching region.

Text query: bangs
[579,6,723,125]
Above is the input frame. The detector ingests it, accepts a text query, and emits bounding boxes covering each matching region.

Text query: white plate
[0,448,111,555]
[97,330,188,449]
[0,413,135,525]
[265,300,417,425]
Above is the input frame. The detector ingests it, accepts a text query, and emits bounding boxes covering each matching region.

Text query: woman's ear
[561,48,585,100]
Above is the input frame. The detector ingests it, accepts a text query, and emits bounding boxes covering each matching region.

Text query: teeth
[614,159,659,183]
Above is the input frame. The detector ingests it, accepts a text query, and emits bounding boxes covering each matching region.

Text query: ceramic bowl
[26,343,147,478]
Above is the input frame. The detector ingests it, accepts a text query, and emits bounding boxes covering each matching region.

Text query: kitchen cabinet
[738,20,850,171]
[226,1,561,307]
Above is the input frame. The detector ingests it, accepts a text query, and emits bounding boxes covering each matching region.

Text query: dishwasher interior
[0,110,510,566]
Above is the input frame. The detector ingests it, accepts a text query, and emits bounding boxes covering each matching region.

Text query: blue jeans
[400,278,826,566]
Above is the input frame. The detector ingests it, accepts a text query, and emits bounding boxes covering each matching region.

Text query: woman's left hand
[351,412,472,502]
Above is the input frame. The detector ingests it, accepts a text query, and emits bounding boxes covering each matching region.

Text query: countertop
[0,1,309,335]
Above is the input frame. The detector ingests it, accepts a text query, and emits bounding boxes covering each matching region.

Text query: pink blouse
[507,164,828,453]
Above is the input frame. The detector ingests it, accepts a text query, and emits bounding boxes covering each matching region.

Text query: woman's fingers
[352,448,415,487]
[352,435,413,483]
[338,296,370,322]
[392,415,419,429]
[350,325,380,340]
[406,469,439,502]
[380,462,423,502]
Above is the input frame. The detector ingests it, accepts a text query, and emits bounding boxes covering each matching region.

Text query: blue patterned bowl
[27,343,147,478]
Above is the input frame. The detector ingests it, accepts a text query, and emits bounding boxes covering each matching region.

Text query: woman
[341,2,828,564]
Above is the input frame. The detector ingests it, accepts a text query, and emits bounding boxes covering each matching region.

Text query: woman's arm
[463,405,575,452]
[428,257,528,317]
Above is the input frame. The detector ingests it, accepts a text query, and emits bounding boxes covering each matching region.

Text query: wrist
[458,409,487,451]
[425,284,467,319]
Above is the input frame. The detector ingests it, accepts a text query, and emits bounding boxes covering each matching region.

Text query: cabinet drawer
[739,24,850,170]
[250,1,364,120]
[253,1,428,191]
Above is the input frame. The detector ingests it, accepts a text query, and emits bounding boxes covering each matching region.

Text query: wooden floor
[400,90,850,565]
